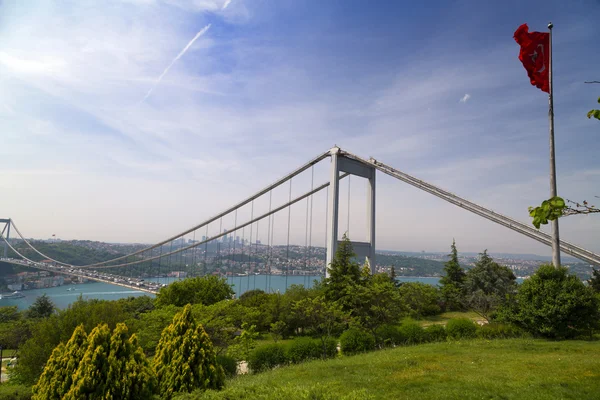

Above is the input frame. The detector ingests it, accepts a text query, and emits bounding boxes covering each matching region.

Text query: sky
[1,0,599,257]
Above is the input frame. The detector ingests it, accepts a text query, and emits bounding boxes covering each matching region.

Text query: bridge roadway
[0,258,161,294]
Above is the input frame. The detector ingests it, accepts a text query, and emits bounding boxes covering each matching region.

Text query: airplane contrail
[142,23,212,102]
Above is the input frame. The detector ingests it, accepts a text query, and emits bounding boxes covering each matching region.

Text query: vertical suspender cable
[307,165,315,288]
[324,185,329,278]
[204,225,208,276]
[266,191,273,292]
[217,217,222,278]
[347,175,351,238]
[270,211,276,293]
[248,200,254,293]
[232,209,238,290]
[191,229,197,277]
[254,218,259,290]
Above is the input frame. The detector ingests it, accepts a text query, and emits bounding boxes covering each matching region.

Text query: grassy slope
[186,339,600,400]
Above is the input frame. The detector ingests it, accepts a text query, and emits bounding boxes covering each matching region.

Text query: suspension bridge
[2,147,599,295]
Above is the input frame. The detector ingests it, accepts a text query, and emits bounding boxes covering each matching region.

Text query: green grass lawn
[181,339,600,400]
[418,311,482,327]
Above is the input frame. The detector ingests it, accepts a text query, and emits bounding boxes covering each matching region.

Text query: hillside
[177,339,600,400]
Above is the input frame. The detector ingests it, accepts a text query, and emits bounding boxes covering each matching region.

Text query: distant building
[7,283,23,291]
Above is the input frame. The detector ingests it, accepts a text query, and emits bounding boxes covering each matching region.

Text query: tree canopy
[155,276,234,307]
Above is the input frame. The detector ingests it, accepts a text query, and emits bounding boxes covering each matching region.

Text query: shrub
[446,318,478,340]
[248,344,288,373]
[477,323,525,340]
[497,265,600,339]
[424,324,447,342]
[320,337,338,359]
[339,328,375,355]
[286,337,322,364]
[216,354,238,377]
[375,324,403,348]
[397,319,425,345]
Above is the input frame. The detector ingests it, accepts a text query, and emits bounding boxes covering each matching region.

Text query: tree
[498,265,600,339]
[588,268,600,293]
[155,276,234,307]
[27,294,55,319]
[463,250,517,321]
[291,296,347,357]
[226,322,259,362]
[439,240,466,310]
[32,325,88,400]
[153,304,224,399]
[324,234,362,308]
[65,323,156,399]
[398,282,441,319]
[0,306,20,323]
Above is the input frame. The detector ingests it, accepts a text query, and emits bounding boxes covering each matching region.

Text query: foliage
[285,337,323,364]
[227,322,259,362]
[269,321,286,342]
[153,304,224,399]
[26,295,55,320]
[497,265,600,339]
[216,355,237,378]
[462,251,517,321]
[0,384,33,400]
[339,327,375,355]
[424,324,447,343]
[374,324,403,348]
[398,282,441,319]
[588,96,600,120]
[11,297,131,385]
[66,323,156,399]
[439,240,466,311]
[324,234,361,308]
[0,306,21,323]
[128,305,181,355]
[171,339,600,400]
[247,343,288,373]
[477,323,526,340]
[31,325,88,400]
[588,268,600,293]
[156,276,234,307]
[445,318,478,340]
[397,319,425,345]
[528,196,566,228]
[349,274,406,335]
[291,296,346,357]
[0,319,33,350]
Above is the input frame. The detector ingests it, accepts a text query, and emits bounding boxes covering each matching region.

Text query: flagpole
[548,22,561,267]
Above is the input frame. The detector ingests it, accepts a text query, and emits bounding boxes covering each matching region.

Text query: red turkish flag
[513,24,549,93]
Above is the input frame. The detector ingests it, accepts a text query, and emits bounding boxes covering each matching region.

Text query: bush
[398,319,425,345]
[497,265,600,339]
[286,337,322,364]
[424,324,447,342]
[477,323,525,339]
[216,354,238,377]
[339,328,375,355]
[248,344,288,373]
[375,324,403,348]
[0,384,32,400]
[446,318,478,340]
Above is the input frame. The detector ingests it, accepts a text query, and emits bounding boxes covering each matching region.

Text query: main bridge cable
[78,174,350,270]
[6,151,332,268]
[340,150,600,266]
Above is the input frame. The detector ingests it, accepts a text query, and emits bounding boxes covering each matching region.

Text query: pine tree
[325,234,362,305]
[439,239,466,311]
[32,325,88,400]
[64,323,156,399]
[588,268,600,293]
[153,304,225,399]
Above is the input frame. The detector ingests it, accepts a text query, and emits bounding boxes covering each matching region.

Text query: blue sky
[1,0,599,256]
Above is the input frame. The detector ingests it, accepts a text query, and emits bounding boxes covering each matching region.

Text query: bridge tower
[326,147,376,277]
[1,219,11,258]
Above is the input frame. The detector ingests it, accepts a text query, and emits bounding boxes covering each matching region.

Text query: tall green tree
[153,304,224,399]
[439,240,466,311]
[156,276,234,307]
[27,294,55,319]
[398,282,441,319]
[588,268,600,293]
[498,265,600,339]
[325,234,362,308]
[32,325,88,400]
[463,250,517,321]
[65,323,156,399]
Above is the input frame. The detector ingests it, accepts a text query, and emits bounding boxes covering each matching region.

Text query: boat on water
[0,291,26,299]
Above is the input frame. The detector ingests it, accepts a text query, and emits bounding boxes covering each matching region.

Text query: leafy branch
[587,97,600,121]
[529,196,600,228]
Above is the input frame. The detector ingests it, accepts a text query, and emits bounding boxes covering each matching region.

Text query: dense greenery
[156,276,234,307]
[439,240,465,310]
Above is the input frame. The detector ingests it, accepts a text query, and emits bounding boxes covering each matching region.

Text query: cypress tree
[153,304,225,399]
[325,234,362,306]
[440,239,466,310]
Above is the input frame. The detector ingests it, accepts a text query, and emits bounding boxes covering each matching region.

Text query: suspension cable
[285,178,292,290]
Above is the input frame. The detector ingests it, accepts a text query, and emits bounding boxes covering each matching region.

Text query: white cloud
[459,93,471,103]
[222,0,232,10]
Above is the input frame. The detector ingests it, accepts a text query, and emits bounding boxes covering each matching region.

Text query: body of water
[0,275,443,310]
